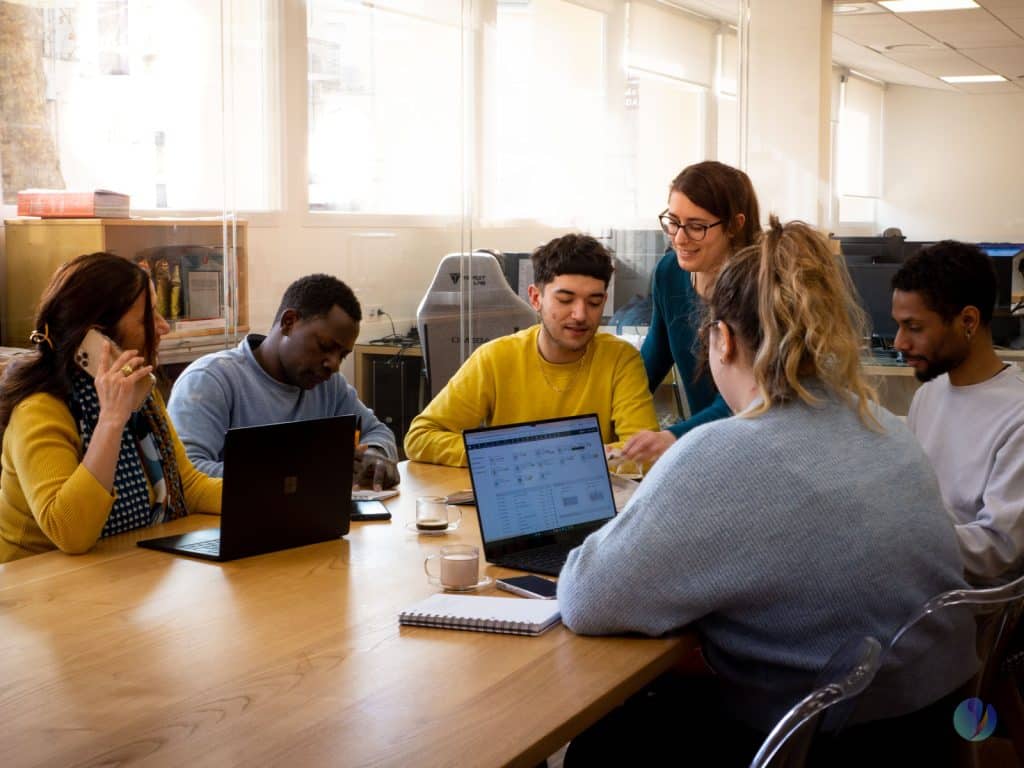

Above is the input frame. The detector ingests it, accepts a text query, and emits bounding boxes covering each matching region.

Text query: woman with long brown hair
[0,252,220,562]
[620,160,761,464]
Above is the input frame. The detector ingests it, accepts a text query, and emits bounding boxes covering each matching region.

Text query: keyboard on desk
[177,539,222,556]
[495,544,569,577]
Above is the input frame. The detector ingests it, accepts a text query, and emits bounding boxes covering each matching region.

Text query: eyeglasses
[658,209,723,241]
[699,318,728,346]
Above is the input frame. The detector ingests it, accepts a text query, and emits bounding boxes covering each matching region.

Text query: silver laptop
[463,414,617,576]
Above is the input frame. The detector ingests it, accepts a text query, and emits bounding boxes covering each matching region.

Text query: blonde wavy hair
[706,216,881,429]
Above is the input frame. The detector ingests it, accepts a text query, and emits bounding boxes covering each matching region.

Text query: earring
[966,329,972,341]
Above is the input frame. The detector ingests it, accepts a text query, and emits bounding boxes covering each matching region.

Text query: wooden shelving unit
[3,217,247,348]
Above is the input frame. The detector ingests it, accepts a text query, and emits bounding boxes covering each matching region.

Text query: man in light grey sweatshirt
[893,240,1024,584]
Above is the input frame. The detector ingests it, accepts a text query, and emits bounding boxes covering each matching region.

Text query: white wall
[878,86,1024,242]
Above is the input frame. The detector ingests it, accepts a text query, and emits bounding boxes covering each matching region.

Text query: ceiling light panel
[878,0,979,11]
[939,73,1008,81]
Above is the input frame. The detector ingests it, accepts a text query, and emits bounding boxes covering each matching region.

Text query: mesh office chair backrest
[749,636,882,768]
[416,252,537,400]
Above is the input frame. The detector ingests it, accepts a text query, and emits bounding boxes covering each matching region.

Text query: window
[307,0,464,215]
[0,0,278,211]
[624,0,716,219]
[716,29,739,168]
[483,0,607,222]
[837,74,885,224]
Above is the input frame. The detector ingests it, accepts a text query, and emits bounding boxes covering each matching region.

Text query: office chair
[749,636,882,768]
[828,573,1024,766]
[416,251,537,400]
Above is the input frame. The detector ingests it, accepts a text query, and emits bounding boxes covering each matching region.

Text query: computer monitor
[847,262,901,345]
[498,252,533,304]
[978,243,1023,310]
[836,235,905,264]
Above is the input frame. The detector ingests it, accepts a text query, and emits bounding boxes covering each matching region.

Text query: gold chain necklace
[537,343,591,394]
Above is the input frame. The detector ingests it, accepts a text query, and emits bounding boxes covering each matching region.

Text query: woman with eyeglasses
[619,160,761,465]
[557,218,967,766]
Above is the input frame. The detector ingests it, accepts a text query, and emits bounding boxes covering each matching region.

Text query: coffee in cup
[415,496,462,532]
[425,544,481,590]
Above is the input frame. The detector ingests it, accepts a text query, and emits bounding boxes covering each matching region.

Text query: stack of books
[17,189,130,218]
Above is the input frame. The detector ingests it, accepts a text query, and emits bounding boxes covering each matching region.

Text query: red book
[17,189,130,218]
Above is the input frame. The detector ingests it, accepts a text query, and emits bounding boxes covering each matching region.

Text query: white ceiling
[832,0,1024,93]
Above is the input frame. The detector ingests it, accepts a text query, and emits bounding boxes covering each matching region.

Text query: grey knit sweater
[557,391,968,730]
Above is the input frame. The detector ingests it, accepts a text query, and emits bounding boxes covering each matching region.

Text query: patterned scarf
[69,370,187,537]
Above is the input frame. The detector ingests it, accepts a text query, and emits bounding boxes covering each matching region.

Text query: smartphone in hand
[75,328,155,405]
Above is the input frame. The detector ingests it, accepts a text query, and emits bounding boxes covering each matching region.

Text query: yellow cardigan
[0,391,221,563]
[404,325,660,467]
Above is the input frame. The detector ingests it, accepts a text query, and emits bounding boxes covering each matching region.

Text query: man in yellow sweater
[404,234,660,467]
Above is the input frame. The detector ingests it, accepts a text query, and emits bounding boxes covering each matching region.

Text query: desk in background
[863,349,1024,416]
[353,343,423,456]
[0,462,692,768]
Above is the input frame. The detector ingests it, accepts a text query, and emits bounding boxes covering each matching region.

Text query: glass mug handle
[446,505,463,527]
[424,554,440,582]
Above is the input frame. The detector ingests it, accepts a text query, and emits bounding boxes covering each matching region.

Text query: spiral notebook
[399,594,562,636]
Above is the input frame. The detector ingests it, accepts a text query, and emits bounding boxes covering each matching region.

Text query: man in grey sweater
[168,274,398,488]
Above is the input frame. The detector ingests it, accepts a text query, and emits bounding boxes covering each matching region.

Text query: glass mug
[607,450,644,481]
[415,496,462,532]
[424,544,481,591]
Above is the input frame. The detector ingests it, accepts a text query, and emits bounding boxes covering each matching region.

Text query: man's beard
[913,355,957,383]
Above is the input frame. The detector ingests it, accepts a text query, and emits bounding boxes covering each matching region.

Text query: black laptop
[463,414,617,576]
[138,415,355,561]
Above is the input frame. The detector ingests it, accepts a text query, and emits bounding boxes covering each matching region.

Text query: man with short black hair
[892,241,1024,582]
[169,274,399,489]
[404,233,659,467]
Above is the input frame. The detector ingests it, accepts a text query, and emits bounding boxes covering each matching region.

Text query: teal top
[641,251,731,437]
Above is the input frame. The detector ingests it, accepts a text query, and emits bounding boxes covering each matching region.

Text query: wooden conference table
[0,462,693,768]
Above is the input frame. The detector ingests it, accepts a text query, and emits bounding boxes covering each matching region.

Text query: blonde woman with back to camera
[0,252,221,563]
[556,218,967,766]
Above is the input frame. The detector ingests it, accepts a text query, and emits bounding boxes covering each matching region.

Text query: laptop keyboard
[178,539,221,556]
[496,545,568,577]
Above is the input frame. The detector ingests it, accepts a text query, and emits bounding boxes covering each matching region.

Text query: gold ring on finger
[120,364,134,377]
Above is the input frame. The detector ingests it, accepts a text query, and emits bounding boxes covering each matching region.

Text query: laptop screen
[464,414,616,545]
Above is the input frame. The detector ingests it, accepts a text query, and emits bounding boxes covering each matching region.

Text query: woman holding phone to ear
[0,252,221,563]
[619,161,761,465]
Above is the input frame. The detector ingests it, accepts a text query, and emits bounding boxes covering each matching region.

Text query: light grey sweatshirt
[167,335,397,477]
[909,365,1024,583]
[557,391,967,730]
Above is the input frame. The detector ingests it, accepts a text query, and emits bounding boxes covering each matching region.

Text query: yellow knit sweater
[404,325,659,467]
[0,391,221,563]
